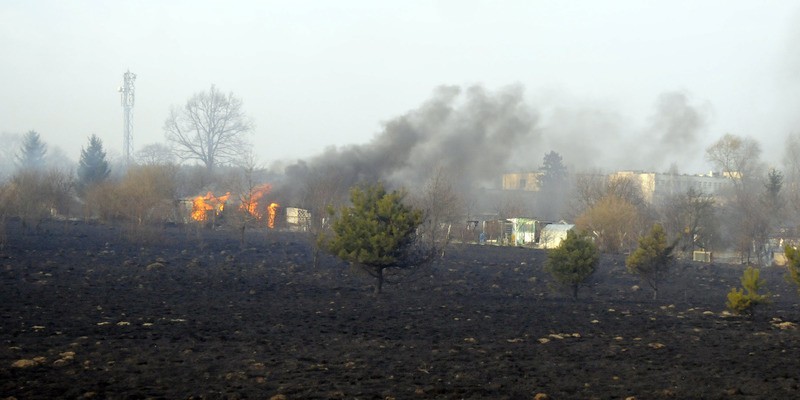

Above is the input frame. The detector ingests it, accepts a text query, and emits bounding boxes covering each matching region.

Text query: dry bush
[5,169,75,229]
[84,165,179,225]
[576,194,649,253]
[117,165,180,224]
[84,182,124,221]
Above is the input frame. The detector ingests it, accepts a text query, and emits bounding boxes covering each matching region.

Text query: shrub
[784,245,800,294]
[6,169,74,228]
[323,182,427,294]
[544,230,599,299]
[83,165,179,225]
[626,223,676,300]
[726,266,770,316]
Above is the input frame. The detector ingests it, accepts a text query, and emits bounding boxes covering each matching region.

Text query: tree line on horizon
[6,103,800,314]
[2,86,800,268]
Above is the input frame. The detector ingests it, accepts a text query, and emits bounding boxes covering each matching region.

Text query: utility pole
[119,70,136,165]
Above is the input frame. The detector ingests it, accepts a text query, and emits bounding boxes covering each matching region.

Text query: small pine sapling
[726,266,770,316]
[323,182,428,294]
[544,230,599,300]
[784,245,800,294]
[626,223,677,300]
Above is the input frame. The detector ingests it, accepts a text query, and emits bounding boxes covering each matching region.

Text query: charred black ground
[2,219,800,399]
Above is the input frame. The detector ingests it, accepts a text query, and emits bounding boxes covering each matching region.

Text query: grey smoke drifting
[642,91,710,171]
[533,90,709,173]
[284,84,541,192]
[278,84,713,210]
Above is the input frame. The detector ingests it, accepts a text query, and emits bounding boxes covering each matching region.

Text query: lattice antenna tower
[118,70,136,165]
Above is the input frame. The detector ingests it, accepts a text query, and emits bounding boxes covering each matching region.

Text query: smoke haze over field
[279,85,713,194]
[286,85,540,190]
[1,1,799,180]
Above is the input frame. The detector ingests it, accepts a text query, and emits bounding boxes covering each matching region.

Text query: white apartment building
[610,171,731,204]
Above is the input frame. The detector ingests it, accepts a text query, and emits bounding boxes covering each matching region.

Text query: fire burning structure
[236,183,280,229]
[191,192,230,222]
[188,185,280,229]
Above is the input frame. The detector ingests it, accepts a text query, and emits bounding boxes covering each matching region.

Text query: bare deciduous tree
[571,172,646,218]
[228,152,270,248]
[659,187,716,255]
[410,166,464,258]
[576,194,648,254]
[781,133,800,225]
[299,166,349,268]
[136,143,175,166]
[164,85,253,172]
[706,134,769,264]
[706,133,763,193]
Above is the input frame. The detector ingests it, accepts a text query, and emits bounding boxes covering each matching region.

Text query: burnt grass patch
[1,218,800,399]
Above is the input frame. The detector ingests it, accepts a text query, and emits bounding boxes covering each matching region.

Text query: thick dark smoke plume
[283,84,541,194]
[277,85,712,210]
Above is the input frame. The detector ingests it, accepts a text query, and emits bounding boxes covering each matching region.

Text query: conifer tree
[726,266,770,316]
[539,150,567,191]
[77,135,110,193]
[324,182,426,294]
[544,230,599,299]
[626,223,677,300]
[784,245,800,294]
[16,130,47,170]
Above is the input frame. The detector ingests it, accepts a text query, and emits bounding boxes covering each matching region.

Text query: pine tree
[324,182,426,294]
[544,230,599,299]
[538,150,569,220]
[785,245,800,294]
[539,150,567,191]
[16,130,47,170]
[626,223,677,300]
[77,135,110,193]
[726,266,770,316]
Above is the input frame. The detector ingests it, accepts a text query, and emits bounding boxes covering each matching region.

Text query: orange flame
[191,192,230,222]
[239,184,272,219]
[268,202,280,228]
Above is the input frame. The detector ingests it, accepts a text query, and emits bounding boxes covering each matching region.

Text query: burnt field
[2,219,800,399]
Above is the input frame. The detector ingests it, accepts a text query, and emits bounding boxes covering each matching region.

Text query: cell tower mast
[119,70,136,165]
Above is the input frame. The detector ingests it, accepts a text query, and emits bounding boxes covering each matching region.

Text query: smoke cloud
[531,90,709,173]
[277,84,713,207]
[642,91,710,171]
[283,84,541,193]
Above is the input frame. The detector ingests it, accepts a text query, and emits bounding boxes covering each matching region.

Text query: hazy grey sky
[2,1,799,172]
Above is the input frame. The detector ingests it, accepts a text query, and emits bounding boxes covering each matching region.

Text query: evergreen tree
[763,168,784,222]
[77,135,110,193]
[726,266,770,316]
[16,130,47,170]
[544,230,599,299]
[785,245,800,295]
[538,150,569,220]
[539,150,567,191]
[626,223,677,300]
[324,182,426,294]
